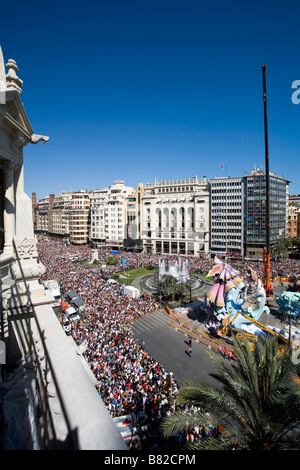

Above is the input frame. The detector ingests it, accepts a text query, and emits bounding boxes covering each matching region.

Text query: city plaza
[0,45,299,450]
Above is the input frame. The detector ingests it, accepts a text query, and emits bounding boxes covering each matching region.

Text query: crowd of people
[36,234,300,449]
[37,235,180,449]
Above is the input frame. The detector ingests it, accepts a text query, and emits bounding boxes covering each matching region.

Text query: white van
[65,306,81,322]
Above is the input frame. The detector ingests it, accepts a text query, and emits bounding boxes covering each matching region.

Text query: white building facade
[37,195,53,232]
[90,180,135,249]
[142,176,210,256]
[209,176,245,257]
[51,191,72,237]
[124,182,144,250]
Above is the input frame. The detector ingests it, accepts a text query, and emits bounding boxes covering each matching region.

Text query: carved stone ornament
[10,236,46,281]
[6,59,23,94]
[10,258,46,281]
[12,130,29,150]
[14,237,38,259]
[0,160,18,172]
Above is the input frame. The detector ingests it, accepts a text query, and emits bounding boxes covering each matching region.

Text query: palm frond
[160,334,300,450]
[160,410,209,438]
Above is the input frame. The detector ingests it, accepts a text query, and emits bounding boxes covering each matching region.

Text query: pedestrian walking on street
[188,345,192,357]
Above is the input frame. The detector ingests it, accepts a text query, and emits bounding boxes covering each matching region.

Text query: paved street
[131,310,220,387]
[130,285,293,390]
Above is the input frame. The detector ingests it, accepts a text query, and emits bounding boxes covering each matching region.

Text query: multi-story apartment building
[32,192,39,231]
[289,195,300,206]
[69,191,90,244]
[288,195,300,239]
[209,176,245,256]
[36,196,48,232]
[287,204,300,238]
[142,176,210,256]
[124,182,144,250]
[33,170,290,255]
[36,194,55,232]
[51,191,72,237]
[89,180,134,249]
[245,168,289,257]
[209,168,290,258]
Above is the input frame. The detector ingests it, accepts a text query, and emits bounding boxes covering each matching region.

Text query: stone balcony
[0,255,127,450]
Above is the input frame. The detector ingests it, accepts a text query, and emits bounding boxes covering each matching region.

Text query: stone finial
[6,58,23,94]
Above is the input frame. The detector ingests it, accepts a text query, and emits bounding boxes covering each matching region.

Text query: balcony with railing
[0,241,126,450]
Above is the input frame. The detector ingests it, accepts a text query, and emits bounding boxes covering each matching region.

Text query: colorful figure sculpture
[206,257,269,330]
[276,291,300,319]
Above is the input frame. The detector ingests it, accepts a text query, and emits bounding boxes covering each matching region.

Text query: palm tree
[160,335,300,450]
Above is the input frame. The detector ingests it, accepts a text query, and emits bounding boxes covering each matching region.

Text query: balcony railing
[7,240,78,449]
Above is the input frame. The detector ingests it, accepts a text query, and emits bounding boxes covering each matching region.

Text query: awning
[66,291,77,299]
[59,301,68,311]
[72,297,85,307]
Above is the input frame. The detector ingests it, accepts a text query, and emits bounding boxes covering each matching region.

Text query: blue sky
[1,0,300,200]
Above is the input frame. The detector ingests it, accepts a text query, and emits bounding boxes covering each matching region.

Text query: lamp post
[169,371,173,410]
[288,300,292,348]
[189,260,192,303]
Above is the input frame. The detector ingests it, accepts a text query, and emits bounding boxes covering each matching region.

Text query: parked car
[62,316,72,335]
[65,306,81,322]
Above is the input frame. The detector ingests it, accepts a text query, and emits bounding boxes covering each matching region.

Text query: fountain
[158,259,190,283]
[137,257,204,300]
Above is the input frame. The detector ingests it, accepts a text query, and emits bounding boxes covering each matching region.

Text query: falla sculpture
[205,257,270,332]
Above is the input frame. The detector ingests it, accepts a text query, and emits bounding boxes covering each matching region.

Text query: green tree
[159,274,187,301]
[271,237,292,258]
[290,236,300,256]
[160,335,300,450]
[106,255,119,265]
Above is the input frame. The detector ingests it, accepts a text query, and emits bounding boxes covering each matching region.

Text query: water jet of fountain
[159,258,190,284]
